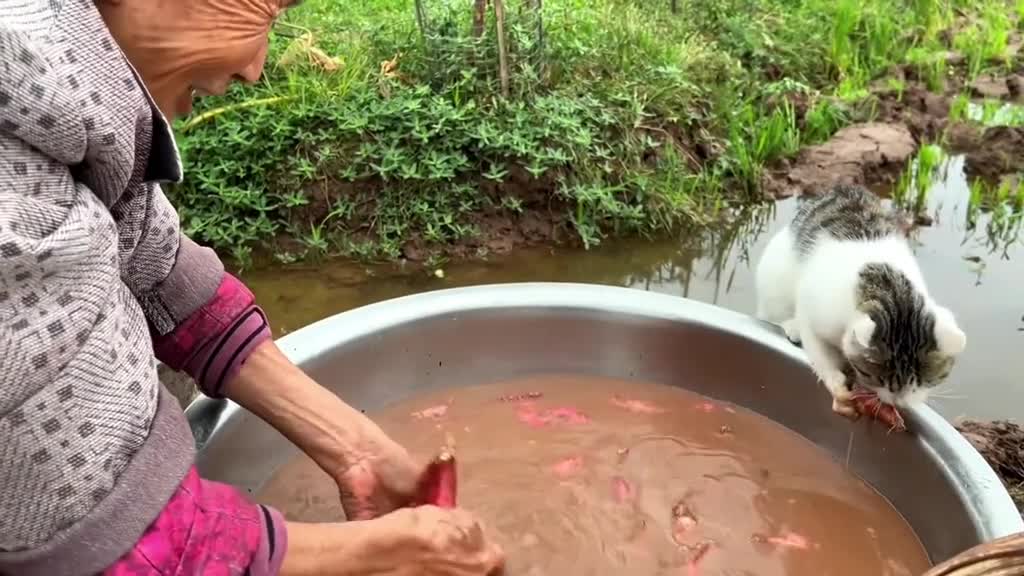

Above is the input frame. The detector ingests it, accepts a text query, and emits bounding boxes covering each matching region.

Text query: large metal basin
[185,283,1023,565]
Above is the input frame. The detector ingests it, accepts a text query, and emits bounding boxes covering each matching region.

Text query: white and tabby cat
[755,184,966,417]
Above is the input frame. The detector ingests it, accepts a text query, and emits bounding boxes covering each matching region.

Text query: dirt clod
[1008,75,1024,101]
[970,75,1013,101]
[964,127,1024,180]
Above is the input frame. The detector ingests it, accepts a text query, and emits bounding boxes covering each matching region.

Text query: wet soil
[955,420,1024,516]
[256,376,931,575]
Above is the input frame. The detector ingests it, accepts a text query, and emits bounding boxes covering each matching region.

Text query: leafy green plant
[168,0,1012,265]
[803,98,849,143]
[894,144,947,213]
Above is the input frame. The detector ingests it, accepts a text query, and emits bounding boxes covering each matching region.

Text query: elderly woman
[0,1,504,575]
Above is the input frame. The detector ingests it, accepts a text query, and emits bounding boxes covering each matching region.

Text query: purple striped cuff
[183,306,272,398]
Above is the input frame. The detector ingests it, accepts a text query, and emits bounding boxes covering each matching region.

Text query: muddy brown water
[243,155,1023,422]
[256,375,930,575]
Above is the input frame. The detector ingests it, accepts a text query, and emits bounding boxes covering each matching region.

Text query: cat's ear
[850,313,876,349]
[932,305,966,356]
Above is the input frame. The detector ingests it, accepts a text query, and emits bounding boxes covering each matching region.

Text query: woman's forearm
[279,521,375,576]
[222,339,368,476]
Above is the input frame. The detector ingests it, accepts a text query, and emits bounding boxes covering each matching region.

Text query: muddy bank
[764,123,916,198]
[764,115,1024,199]
[956,420,1024,516]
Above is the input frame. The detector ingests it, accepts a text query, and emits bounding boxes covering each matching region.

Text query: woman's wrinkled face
[97,0,300,119]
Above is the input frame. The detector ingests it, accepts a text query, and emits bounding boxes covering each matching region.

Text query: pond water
[242,156,1023,422]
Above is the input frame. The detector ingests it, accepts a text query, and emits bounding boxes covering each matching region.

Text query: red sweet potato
[416,446,457,508]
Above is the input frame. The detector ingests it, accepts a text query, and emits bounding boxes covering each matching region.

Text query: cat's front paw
[815,369,856,416]
[820,369,850,398]
[821,372,858,419]
[831,397,860,420]
[780,319,802,345]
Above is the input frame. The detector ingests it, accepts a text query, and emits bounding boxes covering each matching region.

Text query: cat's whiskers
[926,392,967,400]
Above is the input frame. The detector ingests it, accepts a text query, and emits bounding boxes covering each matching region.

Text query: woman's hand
[281,507,506,576]
[331,417,423,520]
[361,506,506,575]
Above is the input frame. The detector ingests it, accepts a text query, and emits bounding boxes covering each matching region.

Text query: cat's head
[842,266,966,406]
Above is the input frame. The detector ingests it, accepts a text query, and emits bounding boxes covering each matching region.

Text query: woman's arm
[281,507,506,576]
[223,341,368,478]
[223,339,422,519]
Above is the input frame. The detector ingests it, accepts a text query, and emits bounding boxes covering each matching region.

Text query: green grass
[894,143,948,213]
[169,0,1024,266]
[954,0,1014,79]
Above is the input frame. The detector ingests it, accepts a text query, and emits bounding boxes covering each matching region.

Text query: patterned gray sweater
[0,1,226,574]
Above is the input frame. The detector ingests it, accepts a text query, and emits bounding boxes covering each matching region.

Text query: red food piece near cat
[850,389,907,432]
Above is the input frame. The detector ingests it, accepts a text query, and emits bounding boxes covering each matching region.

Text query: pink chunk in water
[610,396,667,415]
[611,476,635,502]
[411,404,449,420]
[551,456,584,478]
[767,531,810,550]
[671,502,699,545]
[516,402,590,428]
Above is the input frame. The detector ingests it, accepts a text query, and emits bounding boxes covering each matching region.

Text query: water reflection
[242,157,1022,421]
[967,101,1024,127]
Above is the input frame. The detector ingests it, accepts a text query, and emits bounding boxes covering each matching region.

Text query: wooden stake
[493,0,510,98]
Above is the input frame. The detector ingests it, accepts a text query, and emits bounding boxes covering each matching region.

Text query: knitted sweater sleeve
[117,183,272,398]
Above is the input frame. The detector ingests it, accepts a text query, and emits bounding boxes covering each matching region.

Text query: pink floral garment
[102,467,287,576]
